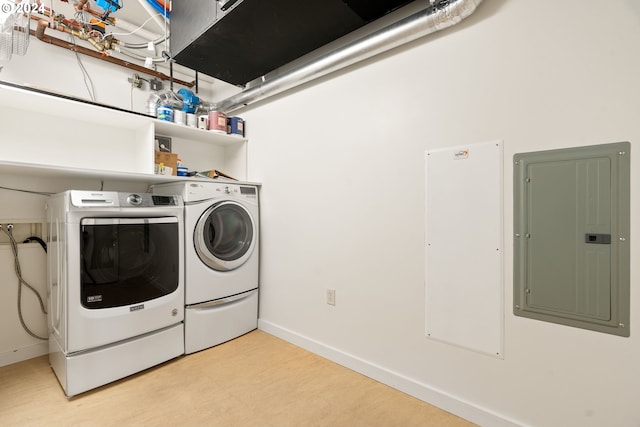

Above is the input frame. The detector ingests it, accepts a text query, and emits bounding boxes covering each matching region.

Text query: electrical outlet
[326,289,336,306]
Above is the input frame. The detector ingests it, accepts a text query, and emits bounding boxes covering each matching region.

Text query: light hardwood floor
[0,330,475,427]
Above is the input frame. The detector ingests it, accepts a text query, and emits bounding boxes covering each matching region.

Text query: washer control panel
[70,191,181,208]
[118,193,180,207]
[127,193,143,206]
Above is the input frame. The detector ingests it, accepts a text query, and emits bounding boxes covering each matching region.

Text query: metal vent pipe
[217,0,483,113]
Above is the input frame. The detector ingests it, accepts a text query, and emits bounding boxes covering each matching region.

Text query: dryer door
[194,201,256,271]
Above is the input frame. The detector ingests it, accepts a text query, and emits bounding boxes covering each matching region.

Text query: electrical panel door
[513,142,630,337]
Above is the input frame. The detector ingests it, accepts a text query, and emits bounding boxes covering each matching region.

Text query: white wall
[242,1,640,426]
[0,37,224,113]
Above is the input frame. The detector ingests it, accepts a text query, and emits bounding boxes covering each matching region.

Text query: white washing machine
[151,181,259,353]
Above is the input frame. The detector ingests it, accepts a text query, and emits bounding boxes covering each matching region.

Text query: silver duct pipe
[217,0,483,113]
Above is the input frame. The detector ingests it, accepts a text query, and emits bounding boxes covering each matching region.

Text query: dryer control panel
[186,183,258,201]
[151,181,259,203]
[216,185,257,200]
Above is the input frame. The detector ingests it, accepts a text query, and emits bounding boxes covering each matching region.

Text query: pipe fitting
[88,38,105,52]
[35,19,50,40]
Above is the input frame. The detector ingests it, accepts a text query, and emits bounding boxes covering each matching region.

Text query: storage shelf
[0,160,255,188]
[0,81,146,129]
[0,160,183,184]
[154,119,246,146]
[0,81,248,181]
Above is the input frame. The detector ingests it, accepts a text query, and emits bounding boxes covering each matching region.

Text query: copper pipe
[32,25,195,88]
[76,0,89,11]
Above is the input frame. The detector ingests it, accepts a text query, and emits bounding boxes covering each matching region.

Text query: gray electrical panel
[513,142,630,337]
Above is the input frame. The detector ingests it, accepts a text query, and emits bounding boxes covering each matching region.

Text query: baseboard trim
[0,341,48,367]
[259,319,521,427]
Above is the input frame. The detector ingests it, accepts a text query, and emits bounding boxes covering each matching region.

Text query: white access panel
[425,141,504,358]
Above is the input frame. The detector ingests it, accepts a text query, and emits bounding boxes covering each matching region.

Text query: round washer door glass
[195,201,255,271]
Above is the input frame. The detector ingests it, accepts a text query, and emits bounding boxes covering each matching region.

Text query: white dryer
[47,191,185,396]
[151,181,259,353]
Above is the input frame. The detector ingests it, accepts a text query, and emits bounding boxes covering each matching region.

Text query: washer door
[194,201,256,271]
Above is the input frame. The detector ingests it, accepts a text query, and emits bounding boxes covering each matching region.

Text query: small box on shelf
[154,151,178,176]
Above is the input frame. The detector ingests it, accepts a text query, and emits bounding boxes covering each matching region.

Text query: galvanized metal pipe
[217,0,483,113]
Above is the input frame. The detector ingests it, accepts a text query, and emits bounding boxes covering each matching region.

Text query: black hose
[23,236,47,253]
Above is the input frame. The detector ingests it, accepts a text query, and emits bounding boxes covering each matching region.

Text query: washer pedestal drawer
[50,323,184,397]
[185,289,258,354]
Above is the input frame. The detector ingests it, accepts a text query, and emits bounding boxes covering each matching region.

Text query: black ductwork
[170,0,413,86]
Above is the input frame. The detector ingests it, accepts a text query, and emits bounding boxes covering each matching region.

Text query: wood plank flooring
[0,330,475,427]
